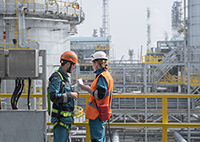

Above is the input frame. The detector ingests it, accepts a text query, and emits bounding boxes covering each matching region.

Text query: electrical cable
[27,78,31,110]
[11,79,18,109]
[11,79,21,109]
[16,79,24,105]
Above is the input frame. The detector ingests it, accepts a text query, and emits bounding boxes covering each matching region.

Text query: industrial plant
[0,0,200,142]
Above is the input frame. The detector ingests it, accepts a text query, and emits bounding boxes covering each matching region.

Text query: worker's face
[69,63,76,73]
[63,62,76,74]
[92,61,100,71]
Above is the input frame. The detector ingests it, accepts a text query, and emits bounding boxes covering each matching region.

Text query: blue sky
[74,0,176,60]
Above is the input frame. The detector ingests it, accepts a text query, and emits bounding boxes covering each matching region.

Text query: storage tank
[188,0,200,47]
[0,0,85,109]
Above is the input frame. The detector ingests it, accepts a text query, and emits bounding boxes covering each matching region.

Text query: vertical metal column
[41,50,47,110]
[183,0,187,94]
[187,62,191,142]
[123,67,125,92]
[143,63,147,141]
[75,64,80,91]
[162,97,168,141]
[178,66,181,93]
[184,0,187,64]
[145,97,147,142]
[75,64,80,107]
[143,63,147,93]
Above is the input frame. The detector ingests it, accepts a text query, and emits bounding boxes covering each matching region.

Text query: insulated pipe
[112,131,119,142]
[15,3,39,49]
[191,114,200,121]
[174,131,187,142]
[3,17,69,23]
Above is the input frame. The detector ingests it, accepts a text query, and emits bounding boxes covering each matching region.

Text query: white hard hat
[91,51,108,62]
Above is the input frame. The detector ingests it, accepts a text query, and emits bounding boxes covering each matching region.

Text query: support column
[187,62,191,142]
[123,67,125,93]
[143,63,147,94]
[145,98,147,142]
[144,64,147,141]
[41,50,47,110]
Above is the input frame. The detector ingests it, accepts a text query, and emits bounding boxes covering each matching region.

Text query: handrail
[0,93,84,118]
[74,94,200,142]
[142,55,164,63]
[1,93,200,142]
[0,93,42,98]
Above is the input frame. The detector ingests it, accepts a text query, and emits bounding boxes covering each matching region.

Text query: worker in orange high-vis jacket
[79,51,114,142]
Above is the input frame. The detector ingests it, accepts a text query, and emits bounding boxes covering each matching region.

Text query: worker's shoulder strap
[49,70,66,85]
[49,70,67,95]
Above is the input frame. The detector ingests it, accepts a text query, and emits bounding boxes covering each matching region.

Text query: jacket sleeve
[93,75,108,99]
[49,77,72,103]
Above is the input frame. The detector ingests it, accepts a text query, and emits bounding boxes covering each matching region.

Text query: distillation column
[0,0,85,109]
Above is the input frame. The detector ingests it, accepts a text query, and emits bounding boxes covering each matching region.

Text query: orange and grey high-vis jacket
[86,70,114,120]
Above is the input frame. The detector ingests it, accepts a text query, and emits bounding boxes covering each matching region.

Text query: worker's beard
[66,67,72,73]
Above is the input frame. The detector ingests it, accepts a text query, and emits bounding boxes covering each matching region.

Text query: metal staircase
[152,48,178,83]
[191,86,200,108]
[191,86,200,94]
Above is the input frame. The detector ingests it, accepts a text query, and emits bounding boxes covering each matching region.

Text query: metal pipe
[191,114,200,121]
[179,131,200,136]
[123,67,125,92]
[187,62,191,142]
[17,4,38,49]
[112,131,119,142]
[41,50,47,110]
[25,17,69,23]
[143,63,147,93]
[174,131,187,142]
[145,98,147,142]
[183,0,187,65]
[17,4,24,47]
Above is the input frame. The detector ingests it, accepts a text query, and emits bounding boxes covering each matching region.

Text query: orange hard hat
[60,51,78,64]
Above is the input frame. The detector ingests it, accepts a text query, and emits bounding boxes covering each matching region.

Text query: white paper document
[77,78,84,85]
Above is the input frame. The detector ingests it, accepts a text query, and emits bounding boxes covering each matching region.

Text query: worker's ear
[66,62,71,67]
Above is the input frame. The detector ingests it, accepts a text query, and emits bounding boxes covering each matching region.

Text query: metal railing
[67,94,200,142]
[1,93,200,142]
[142,55,164,63]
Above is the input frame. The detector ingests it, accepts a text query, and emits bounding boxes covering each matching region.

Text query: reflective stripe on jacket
[86,70,114,120]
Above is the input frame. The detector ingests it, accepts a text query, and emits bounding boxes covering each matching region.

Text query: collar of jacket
[58,67,69,80]
[94,68,105,77]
